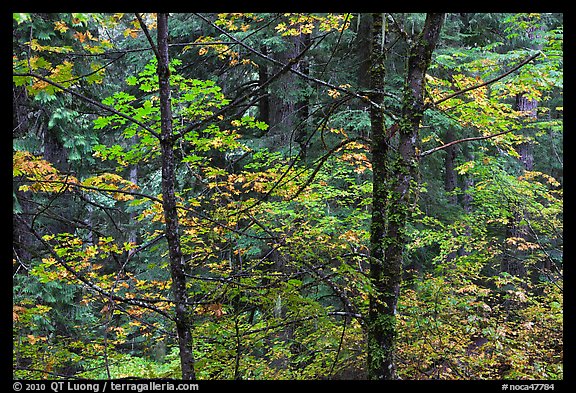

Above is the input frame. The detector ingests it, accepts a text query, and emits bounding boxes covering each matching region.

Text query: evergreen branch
[12,72,161,139]
[194,13,382,110]
[14,214,175,321]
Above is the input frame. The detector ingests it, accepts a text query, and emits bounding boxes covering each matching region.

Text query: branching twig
[135,13,160,61]
[14,214,174,321]
[418,129,514,157]
[428,52,540,109]
[12,72,160,139]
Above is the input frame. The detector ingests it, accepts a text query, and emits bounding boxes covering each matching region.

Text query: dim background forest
[12,12,563,381]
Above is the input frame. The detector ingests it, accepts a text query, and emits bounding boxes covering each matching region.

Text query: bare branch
[135,13,161,61]
[428,52,540,109]
[193,13,382,110]
[14,214,174,321]
[12,72,161,139]
[418,129,514,157]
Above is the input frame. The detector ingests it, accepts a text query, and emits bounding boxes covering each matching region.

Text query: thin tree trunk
[444,128,460,262]
[156,13,195,380]
[128,162,138,245]
[368,12,444,380]
[258,45,270,126]
[294,33,311,158]
[267,35,306,149]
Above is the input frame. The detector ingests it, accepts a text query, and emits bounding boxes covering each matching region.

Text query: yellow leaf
[54,21,68,33]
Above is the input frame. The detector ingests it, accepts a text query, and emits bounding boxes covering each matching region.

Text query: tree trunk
[515,94,537,171]
[501,94,538,279]
[293,33,311,158]
[157,13,196,380]
[368,12,444,380]
[356,13,372,95]
[128,158,139,246]
[267,35,307,150]
[258,44,270,126]
[444,128,460,261]
[501,20,542,280]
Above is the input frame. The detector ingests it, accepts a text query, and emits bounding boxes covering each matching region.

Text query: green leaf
[13,13,31,24]
[126,76,138,86]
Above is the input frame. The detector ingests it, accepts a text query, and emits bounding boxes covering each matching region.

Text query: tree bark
[267,34,308,150]
[156,13,196,380]
[501,19,542,281]
[258,44,270,126]
[368,12,444,380]
[294,33,311,158]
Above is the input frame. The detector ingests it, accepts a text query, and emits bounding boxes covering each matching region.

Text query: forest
[12,13,563,381]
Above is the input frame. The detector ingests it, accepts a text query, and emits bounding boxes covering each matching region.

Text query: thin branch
[175,25,318,141]
[418,129,514,157]
[429,52,540,109]
[289,137,370,200]
[56,53,126,85]
[242,311,363,337]
[13,366,82,380]
[193,13,382,110]
[12,72,160,139]
[135,13,160,61]
[14,41,240,58]
[319,13,351,78]
[14,214,174,321]
[328,317,348,377]
[29,178,276,241]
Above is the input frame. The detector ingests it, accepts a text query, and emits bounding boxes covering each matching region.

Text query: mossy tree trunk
[367,12,444,380]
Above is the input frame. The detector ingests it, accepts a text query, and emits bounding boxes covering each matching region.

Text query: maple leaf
[54,21,69,33]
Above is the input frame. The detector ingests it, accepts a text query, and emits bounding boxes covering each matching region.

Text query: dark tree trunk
[128,163,138,245]
[356,13,372,95]
[501,94,538,279]
[368,12,444,380]
[157,13,196,380]
[258,45,270,126]
[515,94,537,171]
[462,148,475,214]
[444,128,460,262]
[294,33,311,158]
[267,35,307,150]
[367,12,392,380]
[354,13,373,140]
[457,147,474,258]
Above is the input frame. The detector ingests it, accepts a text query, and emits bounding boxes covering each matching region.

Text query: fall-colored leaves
[14,150,140,201]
